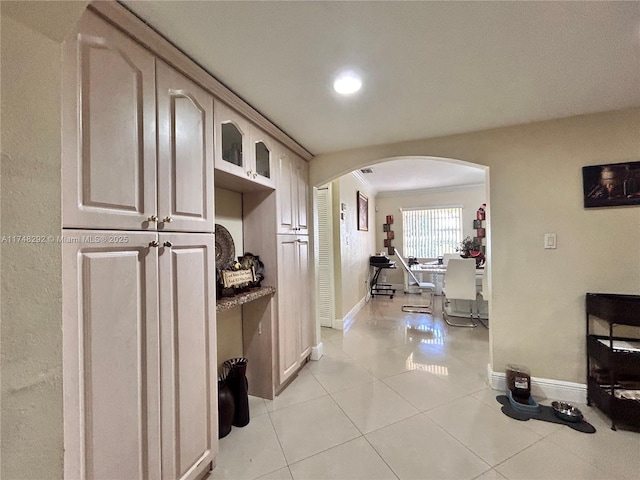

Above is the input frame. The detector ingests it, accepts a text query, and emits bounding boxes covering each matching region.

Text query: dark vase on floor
[223,357,250,427]
[218,365,235,439]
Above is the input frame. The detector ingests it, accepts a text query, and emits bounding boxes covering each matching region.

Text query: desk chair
[393,248,436,313]
[442,258,477,327]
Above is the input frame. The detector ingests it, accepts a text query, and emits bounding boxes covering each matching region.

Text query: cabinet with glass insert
[214,100,275,189]
[586,293,640,430]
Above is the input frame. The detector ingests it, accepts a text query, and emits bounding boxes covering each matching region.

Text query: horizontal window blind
[402,207,463,257]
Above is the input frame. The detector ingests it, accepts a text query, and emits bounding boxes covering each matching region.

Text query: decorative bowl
[551,401,583,422]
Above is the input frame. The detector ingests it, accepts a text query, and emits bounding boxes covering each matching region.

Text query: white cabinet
[214,101,275,189]
[276,149,309,235]
[276,235,312,386]
[63,231,216,480]
[156,62,214,233]
[62,11,214,233]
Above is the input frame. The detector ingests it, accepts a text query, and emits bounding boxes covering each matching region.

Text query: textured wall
[1,15,64,479]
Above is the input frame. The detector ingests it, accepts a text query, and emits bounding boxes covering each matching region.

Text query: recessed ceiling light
[333,72,362,95]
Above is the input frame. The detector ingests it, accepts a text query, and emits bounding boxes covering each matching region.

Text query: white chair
[442,258,478,327]
[442,253,461,266]
[476,264,489,328]
[393,248,436,313]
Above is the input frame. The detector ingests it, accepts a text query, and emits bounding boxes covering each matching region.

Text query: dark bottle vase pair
[218,357,250,439]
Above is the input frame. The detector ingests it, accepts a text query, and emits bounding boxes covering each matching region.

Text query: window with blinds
[402,207,463,258]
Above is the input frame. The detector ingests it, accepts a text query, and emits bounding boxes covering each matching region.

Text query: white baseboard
[487,364,587,404]
[333,295,367,331]
[311,342,324,361]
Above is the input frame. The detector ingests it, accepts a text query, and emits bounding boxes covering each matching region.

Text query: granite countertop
[216,285,276,312]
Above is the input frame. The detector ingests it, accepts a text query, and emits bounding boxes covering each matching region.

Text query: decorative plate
[215,224,235,269]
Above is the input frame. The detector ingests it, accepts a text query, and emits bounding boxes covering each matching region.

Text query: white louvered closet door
[316,187,335,328]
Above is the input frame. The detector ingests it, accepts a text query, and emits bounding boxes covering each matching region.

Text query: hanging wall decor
[357,191,369,231]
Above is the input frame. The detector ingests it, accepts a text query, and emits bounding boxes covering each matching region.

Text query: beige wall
[1,15,64,479]
[214,187,244,368]
[375,186,486,286]
[312,108,640,383]
[332,174,377,320]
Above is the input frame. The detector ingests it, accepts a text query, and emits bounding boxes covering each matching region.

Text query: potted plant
[457,236,485,266]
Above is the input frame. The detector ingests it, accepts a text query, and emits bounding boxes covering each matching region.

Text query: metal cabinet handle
[163,241,173,248]
[149,241,159,248]
[253,172,258,179]
[163,216,172,223]
[148,215,158,222]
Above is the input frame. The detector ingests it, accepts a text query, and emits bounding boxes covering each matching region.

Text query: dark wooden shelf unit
[586,293,640,430]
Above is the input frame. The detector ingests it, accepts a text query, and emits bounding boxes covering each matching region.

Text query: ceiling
[121,0,640,192]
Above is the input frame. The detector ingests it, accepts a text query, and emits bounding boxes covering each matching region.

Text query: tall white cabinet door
[277,236,301,384]
[297,237,313,361]
[62,231,161,480]
[158,233,217,480]
[62,11,157,231]
[276,152,295,234]
[157,62,214,233]
[295,158,310,235]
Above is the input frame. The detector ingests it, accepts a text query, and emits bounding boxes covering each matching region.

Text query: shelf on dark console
[216,286,276,312]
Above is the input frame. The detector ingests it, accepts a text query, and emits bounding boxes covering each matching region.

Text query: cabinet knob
[149,241,159,248]
[163,216,173,223]
[246,169,252,177]
[163,241,173,248]
[148,215,158,222]
[252,172,258,179]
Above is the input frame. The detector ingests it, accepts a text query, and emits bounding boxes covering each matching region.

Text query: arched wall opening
[312,154,494,370]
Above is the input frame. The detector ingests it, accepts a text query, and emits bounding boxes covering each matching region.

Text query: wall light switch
[544,233,557,249]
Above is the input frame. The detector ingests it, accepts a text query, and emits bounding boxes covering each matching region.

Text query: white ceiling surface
[121,1,640,192]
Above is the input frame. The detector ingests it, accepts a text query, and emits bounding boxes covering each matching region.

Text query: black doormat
[496,395,596,433]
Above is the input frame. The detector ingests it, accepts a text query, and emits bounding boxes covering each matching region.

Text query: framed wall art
[583,161,640,208]
[357,191,368,231]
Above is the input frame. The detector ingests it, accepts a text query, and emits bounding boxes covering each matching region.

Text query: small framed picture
[387,231,395,240]
[473,219,482,229]
[383,223,391,232]
[387,246,394,256]
[357,191,368,231]
[384,239,392,247]
[386,215,394,224]
[476,227,486,238]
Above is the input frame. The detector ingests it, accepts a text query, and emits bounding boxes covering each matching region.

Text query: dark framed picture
[473,219,482,229]
[384,239,391,247]
[357,191,368,231]
[386,215,394,224]
[387,231,394,240]
[383,223,391,232]
[476,227,486,238]
[387,246,394,256]
[583,161,640,208]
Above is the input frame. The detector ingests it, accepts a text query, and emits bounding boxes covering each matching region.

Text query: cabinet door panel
[157,62,214,233]
[276,154,295,234]
[295,159,309,235]
[63,232,160,480]
[277,236,301,384]
[159,233,216,480]
[297,237,313,360]
[214,101,250,179]
[63,11,156,230]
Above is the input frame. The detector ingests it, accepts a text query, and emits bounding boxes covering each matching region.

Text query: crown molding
[351,171,378,195]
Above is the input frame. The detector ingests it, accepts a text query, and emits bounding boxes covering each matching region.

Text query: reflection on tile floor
[209,294,640,480]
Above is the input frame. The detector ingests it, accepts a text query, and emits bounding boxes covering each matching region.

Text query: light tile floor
[209,294,640,480]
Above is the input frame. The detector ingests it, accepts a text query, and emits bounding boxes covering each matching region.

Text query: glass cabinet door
[221,122,244,168]
[255,140,271,180]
